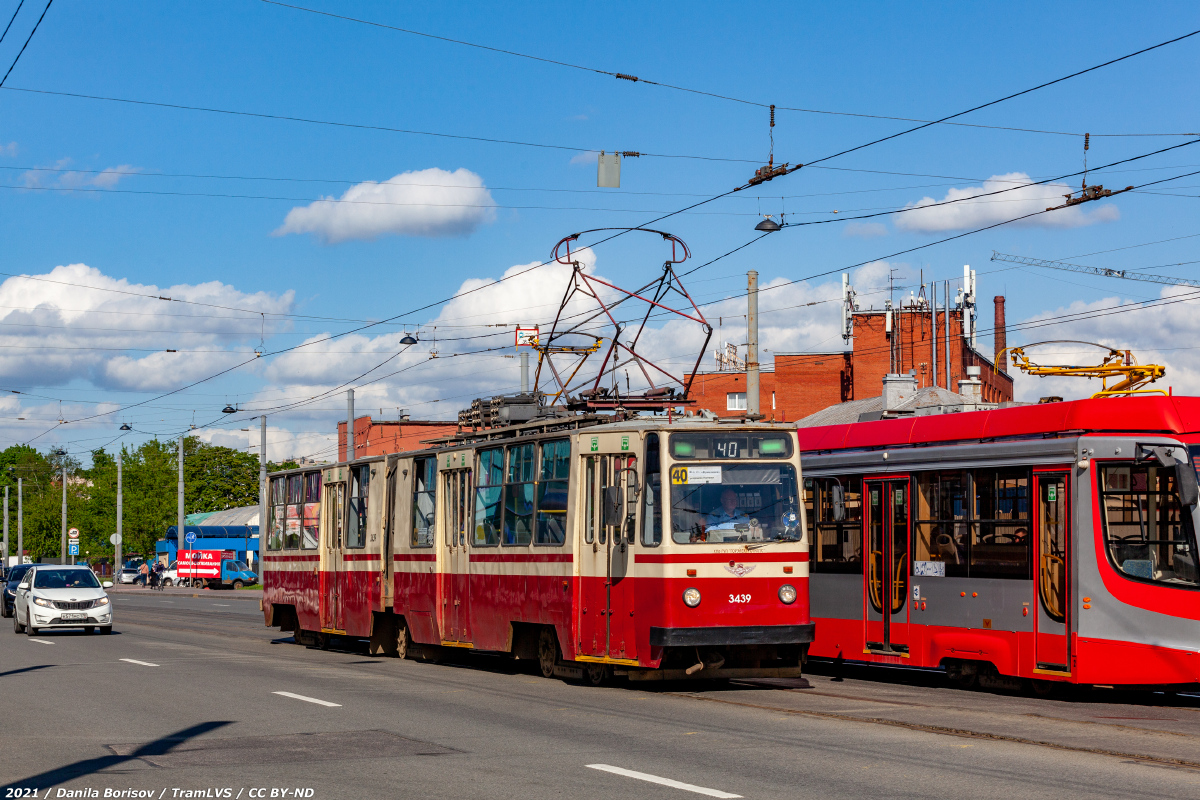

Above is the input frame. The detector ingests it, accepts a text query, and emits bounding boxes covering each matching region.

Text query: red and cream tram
[262,417,813,683]
[801,394,1200,690]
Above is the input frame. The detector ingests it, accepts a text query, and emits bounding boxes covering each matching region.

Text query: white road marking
[586,765,741,798]
[27,638,54,645]
[212,604,230,606]
[272,691,341,707]
[120,658,160,667]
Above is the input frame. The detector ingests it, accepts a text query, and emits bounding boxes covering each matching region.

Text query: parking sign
[68,542,80,556]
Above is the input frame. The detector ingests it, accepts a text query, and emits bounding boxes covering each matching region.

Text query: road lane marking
[212,604,230,607]
[27,638,54,645]
[586,765,741,798]
[120,658,160,667]
[273,691,341,707]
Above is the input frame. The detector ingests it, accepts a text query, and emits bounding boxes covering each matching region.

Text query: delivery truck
[177,549,258,589]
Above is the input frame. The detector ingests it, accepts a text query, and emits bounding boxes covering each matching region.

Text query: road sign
[68,527,79,540]
[185,532,197,545]
[68,542,80,556]
[109,533,122,546]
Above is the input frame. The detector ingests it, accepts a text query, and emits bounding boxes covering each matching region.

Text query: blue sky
[1,0,1198,462]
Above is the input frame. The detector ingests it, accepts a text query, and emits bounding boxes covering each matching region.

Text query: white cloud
[570,151,599,165]
[894,172,1120,233]
[273,167,496,243]
[20,160,141,190]
[0,142,16,157]
[843,221,888,239]
[0,263,293,391]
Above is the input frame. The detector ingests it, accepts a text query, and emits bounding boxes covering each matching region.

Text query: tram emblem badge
[724,561,756,577]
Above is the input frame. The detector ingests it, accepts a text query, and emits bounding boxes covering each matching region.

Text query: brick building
[690,293,1013,421]
[337,415,459,461]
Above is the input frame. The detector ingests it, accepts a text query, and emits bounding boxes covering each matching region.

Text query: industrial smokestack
[994,296,1007,372]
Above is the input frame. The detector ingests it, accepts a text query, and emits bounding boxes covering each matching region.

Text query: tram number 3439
[729,593,752,604]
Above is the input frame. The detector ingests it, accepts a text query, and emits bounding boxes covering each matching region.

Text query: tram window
[301,472,320,550]
[1100,464,1199,587]
[346,465,369,549]
[913,472,969,578]
[584,457,596,544]
[412,458,436,548]
[474,448,504,546]
[536,439,570,546]
[642,434,663,546]
[503,443,536,546]
[284,474,303,550]
[805,476,862,573]
[268,477,286,550]
[671,464,801,544]
[970,469,1031,579]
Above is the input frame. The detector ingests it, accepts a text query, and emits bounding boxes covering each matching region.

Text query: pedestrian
[138,560,149,588]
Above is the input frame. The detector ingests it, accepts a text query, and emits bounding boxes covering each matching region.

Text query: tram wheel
[538,627,560,679]
[1031,679,1059,698]
[583,663,611,687]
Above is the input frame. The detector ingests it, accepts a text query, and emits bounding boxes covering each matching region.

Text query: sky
[0,0,1198,464]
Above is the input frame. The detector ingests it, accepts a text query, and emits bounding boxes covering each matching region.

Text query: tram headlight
[682,587,702,608]
[778,584,797,605]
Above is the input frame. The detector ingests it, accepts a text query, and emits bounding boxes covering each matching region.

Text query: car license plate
[60,613,86,621]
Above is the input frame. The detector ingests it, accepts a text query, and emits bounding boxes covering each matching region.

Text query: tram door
[320,476,347,631]
[1034,471,1070,672]
[442,467,473,643]
[578,453,638,660]
[864,479,911,654]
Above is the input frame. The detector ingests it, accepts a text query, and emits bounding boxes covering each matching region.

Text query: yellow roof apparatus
[1001,340,1166,398]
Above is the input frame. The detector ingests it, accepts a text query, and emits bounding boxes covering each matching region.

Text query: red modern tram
[800,395,1200,690]
[262,416,813,683]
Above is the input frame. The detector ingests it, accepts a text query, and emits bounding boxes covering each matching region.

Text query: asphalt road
[2,593,1198,800]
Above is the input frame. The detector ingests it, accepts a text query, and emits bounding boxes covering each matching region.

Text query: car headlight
[778,584,797,605]
[33,596,54,608]
[94,596,110,607]
[683,587,701,608]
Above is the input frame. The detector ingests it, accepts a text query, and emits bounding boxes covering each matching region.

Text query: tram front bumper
[649,623,815,648]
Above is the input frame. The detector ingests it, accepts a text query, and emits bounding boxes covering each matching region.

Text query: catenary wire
[259,1,1200,140]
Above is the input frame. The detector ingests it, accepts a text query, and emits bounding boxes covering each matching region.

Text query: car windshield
[6,566,35,586]
[32,569,101,589]
[670,463,801,543]
[231,561,249,572]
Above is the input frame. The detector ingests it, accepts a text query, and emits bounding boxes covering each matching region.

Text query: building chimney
[994,296,1007,372]
[883,372,918,413]
[958,365,983,404]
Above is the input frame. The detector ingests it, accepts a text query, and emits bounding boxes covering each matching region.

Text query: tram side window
[268,477,286,550]
[642,434,663,546]
[284,474,303,550]
[412,457,436,547]
[301,472,320,550]
[536,439,570,545]
[346,465,369,549]
[504,443,536,545]
[971,469,1031,579]
[804,476,862,573]
[1100,464,1199,587]
[913,472,969,578]
[474,447,504,546]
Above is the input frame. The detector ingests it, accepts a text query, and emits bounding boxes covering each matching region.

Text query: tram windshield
[1099,463,1199,587]
[670,463,801,544]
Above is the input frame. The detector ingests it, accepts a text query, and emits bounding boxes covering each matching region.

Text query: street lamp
[754,215,782,232]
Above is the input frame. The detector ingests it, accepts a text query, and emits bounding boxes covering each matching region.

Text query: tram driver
[699,488,752,542]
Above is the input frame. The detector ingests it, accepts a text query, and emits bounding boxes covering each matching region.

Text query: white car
[12,565,114,635]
